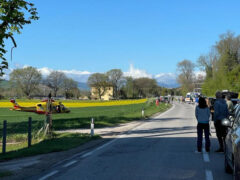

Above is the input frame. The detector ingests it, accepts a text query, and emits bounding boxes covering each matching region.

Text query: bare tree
[176,59,195,93]
[46,71,66,97]
[63,77,78,99]
[88,73,109,100]
[106,69,123,99]
[10,66,42,98]
[197,47,218,79]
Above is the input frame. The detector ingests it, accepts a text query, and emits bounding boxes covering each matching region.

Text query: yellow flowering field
[0,99,147,108]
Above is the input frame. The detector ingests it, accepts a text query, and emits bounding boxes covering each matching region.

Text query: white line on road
[95,138,118,151]
[205,170,213,180]
[81,151,93,158]
[39,170,58,180]
[202,139,210,162]
[63,160,77,168]
[203,153,210,162]
[77,104,176,160]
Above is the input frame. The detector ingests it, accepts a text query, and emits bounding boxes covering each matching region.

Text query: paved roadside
[0,105,173,180]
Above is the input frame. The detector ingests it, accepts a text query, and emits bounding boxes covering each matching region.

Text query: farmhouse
[91,86,114,100]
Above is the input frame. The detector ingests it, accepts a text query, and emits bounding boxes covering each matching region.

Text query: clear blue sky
[5,0,240,75]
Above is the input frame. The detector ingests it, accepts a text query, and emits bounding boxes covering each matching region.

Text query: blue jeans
[197,123,210,151]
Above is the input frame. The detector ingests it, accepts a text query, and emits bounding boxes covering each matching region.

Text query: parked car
[223,103,240,179]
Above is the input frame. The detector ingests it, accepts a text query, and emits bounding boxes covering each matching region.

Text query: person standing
[195,97,211,152]
[226,95,234,114]
[213,91,229,152]
[195,96,199,106]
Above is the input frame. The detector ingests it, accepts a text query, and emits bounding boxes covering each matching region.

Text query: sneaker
[215,148,224,153]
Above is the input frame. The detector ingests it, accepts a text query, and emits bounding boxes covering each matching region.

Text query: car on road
[223,103,240,179]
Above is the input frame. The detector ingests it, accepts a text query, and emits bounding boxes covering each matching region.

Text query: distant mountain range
[78,82,90,90]
[155,73,179,88]
[0,73,179,91]
[0,80,10,89]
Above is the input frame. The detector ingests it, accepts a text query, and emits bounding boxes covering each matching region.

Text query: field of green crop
[0,101,171,157]
[0,102,170,139]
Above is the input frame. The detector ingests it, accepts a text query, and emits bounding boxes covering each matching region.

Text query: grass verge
[0,133,100,161]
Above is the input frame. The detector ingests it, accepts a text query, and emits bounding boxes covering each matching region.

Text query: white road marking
[63,160,77,168]
[203,153,210,162]
[205,170,213,180]
[39,170,58,180]
[95,138,118,151]
[81,151,93,158]
[202,139,210,162]
[79,104,176,159]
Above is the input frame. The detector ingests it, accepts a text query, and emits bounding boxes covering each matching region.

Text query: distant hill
[155,73,179,88]
[78,82,90,90]
[0,80,10,89]
[157,82,179,88]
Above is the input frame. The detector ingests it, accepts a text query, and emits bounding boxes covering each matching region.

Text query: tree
[176,59,195,94]
[199,32,240,96]
[197,48,218,79]
[216,32,240,72]
[62,77,78,99]
[0,0,39,76]
[9,66,42,97]
[106,69,123,99]
[133,78,158,98]
[87,73,109,100]
[121,77,134,98]
[46,71,66,97]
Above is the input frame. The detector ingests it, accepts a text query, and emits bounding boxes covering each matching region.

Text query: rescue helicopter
[10,98,70,114]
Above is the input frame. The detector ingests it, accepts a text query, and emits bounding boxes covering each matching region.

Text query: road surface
[35,102,232,180]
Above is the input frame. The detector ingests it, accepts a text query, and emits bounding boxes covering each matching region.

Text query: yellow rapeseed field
[0,99,147,108]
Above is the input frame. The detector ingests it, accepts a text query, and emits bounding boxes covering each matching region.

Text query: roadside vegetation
[0,133,100,161]
[177,31,240,96]
[0,100,171,160]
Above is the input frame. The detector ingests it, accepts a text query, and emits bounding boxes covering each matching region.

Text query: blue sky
[4,0,240,81]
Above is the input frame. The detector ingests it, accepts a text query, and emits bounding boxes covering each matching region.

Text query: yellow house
[91,86,114,100]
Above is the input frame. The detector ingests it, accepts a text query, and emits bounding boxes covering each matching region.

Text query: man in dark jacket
[213,91,229,152]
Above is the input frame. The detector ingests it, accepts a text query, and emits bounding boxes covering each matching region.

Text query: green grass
[0,102,171,139]
[0,102,171,156]
[0,133,100,161]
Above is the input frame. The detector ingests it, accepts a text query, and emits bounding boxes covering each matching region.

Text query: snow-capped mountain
[154,73,179,88]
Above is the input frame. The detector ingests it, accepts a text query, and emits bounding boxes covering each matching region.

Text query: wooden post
[28,117,32,147]
[2,120,7,154]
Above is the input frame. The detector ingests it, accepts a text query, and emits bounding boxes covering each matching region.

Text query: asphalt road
[36,102,232,180]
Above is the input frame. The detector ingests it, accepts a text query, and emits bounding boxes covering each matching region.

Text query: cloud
[124,64,152,79]
[194,71,206,77]
[38,67,92,82]
[155,72,176,79]
[2,64,182,88]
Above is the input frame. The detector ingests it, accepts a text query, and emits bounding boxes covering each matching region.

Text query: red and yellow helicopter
[10,99,70,114]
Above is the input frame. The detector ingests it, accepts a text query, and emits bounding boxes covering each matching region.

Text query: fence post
[2,120,7,154]
[142,107,145,118]
[90,118,94,137]
[28,117,32,147]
